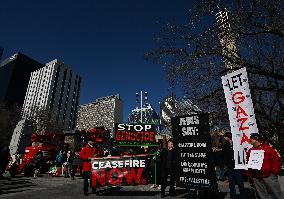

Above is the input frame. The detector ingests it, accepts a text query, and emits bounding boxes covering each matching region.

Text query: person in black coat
[0,146,10,177]
[71,149,83,179]
[160,139,177,198]
[222,132,247,199]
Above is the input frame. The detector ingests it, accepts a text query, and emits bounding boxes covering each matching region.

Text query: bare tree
[26,107,65,135]
[0,103,22,147]
[146,0,284,151]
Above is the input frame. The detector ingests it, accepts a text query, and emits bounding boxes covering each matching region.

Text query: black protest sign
[91,155,149,188]
[114,123,156,146]
[171,113,217,190]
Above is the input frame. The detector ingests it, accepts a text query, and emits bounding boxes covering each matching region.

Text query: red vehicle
[9,133,65,177]
[8,128,109,177]
[19,145,58,174]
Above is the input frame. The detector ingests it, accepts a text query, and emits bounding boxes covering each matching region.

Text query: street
[1,174,283,199]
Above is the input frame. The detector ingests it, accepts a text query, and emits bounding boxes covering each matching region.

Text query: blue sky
[0,0,192,121]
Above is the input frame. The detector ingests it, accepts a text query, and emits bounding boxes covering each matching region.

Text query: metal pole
[154,153,157,185]
[140,91,143,123]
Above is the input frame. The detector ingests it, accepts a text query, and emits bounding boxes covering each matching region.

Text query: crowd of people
[53,146,83,179]
[1,131,283,198]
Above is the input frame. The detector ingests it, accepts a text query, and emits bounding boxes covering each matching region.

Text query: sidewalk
[218,176,284,199]
[1,174,283,198]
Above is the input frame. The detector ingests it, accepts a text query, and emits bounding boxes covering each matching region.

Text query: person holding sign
[223,132,247,199]
[160,139,177,198]
[247,133,282,199]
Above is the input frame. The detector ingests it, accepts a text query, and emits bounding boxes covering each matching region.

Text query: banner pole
[154,153,157,185]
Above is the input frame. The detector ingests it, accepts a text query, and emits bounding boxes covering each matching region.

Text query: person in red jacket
[80,140,96,196]
[247,133,282,199]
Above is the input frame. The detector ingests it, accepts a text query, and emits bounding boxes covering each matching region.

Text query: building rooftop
[79,94,121,107]
[46,59,65,66]
[0,52,43,68]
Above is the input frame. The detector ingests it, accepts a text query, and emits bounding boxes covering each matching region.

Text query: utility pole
[136,91,148,123]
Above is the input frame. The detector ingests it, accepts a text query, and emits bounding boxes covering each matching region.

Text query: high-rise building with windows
[76,94,123,132]
[160,95,201,134]
[22,59,81,130]
[128,103,160,124]
[0,53,44,107]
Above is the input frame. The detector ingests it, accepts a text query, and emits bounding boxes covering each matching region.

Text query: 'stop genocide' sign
[171,113,217,191]
[114,123,156,146]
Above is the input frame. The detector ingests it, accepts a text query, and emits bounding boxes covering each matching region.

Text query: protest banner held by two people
[91,123,156,189]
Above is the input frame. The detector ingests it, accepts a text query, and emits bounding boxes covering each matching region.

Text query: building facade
[128,103,159,124]
[160,95,201,134]
[0,47,3,61]
[76,94,123,132]
[0,53,44,107]
[22,59,81,130]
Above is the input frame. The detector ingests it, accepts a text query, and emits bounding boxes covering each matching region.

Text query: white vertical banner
[221,67,259,169]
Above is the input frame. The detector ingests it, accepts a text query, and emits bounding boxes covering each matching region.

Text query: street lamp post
[136,91,148,123]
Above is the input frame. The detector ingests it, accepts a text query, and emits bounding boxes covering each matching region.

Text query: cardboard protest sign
[221,67,259,169]
[114,123,156,146]
[171,113,217,190]
[91,155,149,188]
[247,150,265,170]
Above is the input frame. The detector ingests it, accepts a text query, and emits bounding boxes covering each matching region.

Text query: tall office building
[76,94,123,132]
[22,59,81,130]
[0,53,44,106]
[160,95,201,134]
[128,103,159,124]
[128,103,160,133]
[0,47,3,61]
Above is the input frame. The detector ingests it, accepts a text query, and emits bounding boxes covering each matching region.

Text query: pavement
[0,174,283,199]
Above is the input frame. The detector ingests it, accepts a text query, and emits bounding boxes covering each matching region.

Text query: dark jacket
[66,153,73,164]
[222,140,235,169]
[160,148,177,170]
[72,151,83,166]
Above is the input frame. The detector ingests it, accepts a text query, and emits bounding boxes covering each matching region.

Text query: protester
[0,146,10,178]
[63,150,73,178]
[103,147,110,157]
[55,150,63,167]
[160,139,177,198]
[212,132,226,181]
[247,133,282,199]
[79,140,97,196]
[110,145,120,156]
[223,132,247,199]
[71,149,83,180]
[8,153,21,177]
[33,151,44,178]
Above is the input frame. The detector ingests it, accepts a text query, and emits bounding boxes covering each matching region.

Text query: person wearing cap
[223,132,247,199]
[80,140,96,196]
[247,133,282,199]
